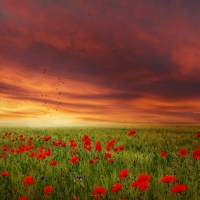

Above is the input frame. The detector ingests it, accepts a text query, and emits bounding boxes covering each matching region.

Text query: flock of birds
[41,69,65,117]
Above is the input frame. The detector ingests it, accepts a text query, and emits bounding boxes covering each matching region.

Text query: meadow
[0,125,200,200]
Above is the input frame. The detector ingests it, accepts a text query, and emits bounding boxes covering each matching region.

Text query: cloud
[1,0,200,125]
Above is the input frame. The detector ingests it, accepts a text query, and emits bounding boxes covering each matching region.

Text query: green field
[0,125,200,200]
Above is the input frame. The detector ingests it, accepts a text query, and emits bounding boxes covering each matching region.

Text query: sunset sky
[1,0,200,127]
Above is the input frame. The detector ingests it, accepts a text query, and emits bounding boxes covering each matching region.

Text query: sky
[0,0,200,127]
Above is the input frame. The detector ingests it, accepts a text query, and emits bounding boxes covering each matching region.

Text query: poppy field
[0,126,200,200]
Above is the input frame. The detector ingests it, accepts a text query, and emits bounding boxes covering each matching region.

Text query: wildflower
[95,141,102,152]
[111,183,122,192]
[171,184,187,193]
[43,136,52,141]
[104,153,112,158]
[76,175,82,180]
[40,176,46,180]
[108,158,114,163]
[72,197,78,200]
[193,149,200,159]
[196,132,200,138]
[70,156,79,164]
[93,186,106,196]
[49,161,57,166]
[131,180,140,187]
[119,145,125,150]
[89,159,95,164]
[137,174,151,183]
[18,196,28,200]
[179,148,188,156]
[128,130,136,136]
[44,186,53,195]
[160,175,177,183]
[160,150,167,157]
[118,169,128,179]
[2,171,9,176]
[24,176,34,185]
[138,181,150,190]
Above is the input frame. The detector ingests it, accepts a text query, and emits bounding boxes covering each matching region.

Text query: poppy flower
[113,147,119,152]
[104,153,112,158]
[179,148,188,156]
[108,158,114,163]
[72,197,78,200]
[18,196,28,200]
[111,183,122,192]
[89,159,95,164]
[137,174,151,183]
[2,171,9,176]
[196,132,200,138]
[44,186,53,195]
[160,151,167,157]
[193,149,200,159]
[138,181,150,190]
[128,130,136,136]
[119,145,125,150]
[160,175,177,183]
[95,141,102,152]
[93,186,106,196]
[24,176,34,185]
[131,180,140,187]
[118,169,128,179]
[171,184,187,193]
[49,161,57,166]
[70,156,79,164]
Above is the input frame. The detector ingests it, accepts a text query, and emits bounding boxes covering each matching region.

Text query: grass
[0,125,200,200]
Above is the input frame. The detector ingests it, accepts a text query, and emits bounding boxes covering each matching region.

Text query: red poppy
[108,158,114,163]
[160,151,167,157]
[94,156,99,161]
[43,136,52,141]
[89,159,95,164]
[24,176,34,185]
[111,182,122,192]
[119,145,125,150]
[2,171,9,176]
[69,140,78,148]
[118,169,128,179]
[84,144,91,151]
[179,148,188,156]
[49,161,57,166]
[18,196,28,200]
[70,156,79,164]
[44,186,53,195]
[104,153,112,158]
[193,149,200,159]
[131,180,140,187]
[196,132,200,138]
[121,198,126,200]
[113,147,119,152]
[171,184,187,193]
[138,181,150,190]
[160,175,177,183]
[37,153,46,160]
[137,174,151,183]
[72,197,78,200]
[95,141,102,152]
[93,186,106,196]
[128,130,136,136]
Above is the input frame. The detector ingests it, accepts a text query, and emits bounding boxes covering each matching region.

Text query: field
[0,125,200,200]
